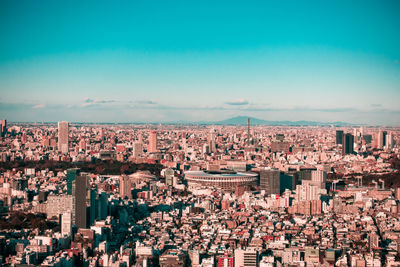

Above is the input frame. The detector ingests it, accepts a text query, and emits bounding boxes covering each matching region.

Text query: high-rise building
[165,168,175,186]
[119,175,131,199]
[0,119,7,137]
[336,130,344,145]
[88,188,97,226]
[97,192,108,220]
[386,134,394,150]
[368,233,380,250]
[208,130,216,153]
[377,130,387,149]
[58,121,69,154]
[296,184,321,201]
[148,131,157,153]
[383,131,387,147]
[342,133,354,155]
[311,170,327,189]
[133,141,143,158]
[247,117,251,147]
[75,175,88,229]
[377,131,383,149]
[280,173,298,193]
[260,169,280,195]
[46,195,74,222]
[61,211,72,236]
[363,134,372,144]
[66,168,80,195]
[234,247,258,267]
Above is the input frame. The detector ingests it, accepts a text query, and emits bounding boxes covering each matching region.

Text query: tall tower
[208,129,216,153]
[342,133,354,155]
[66,168,80,195]
[247,117,251,146]
[133,142,143,158]
[377,130,384,149]
[0,119,7,137]
[61,211,72,236]
[336,130,344,145]
[148,130,157,153]
[383,131,387,147]
[75,175,88,229]
[119,175,132,199]
[58,121,69,154]
[386,134,394,150]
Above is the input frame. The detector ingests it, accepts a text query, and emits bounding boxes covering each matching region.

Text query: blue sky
[0,1,399,125]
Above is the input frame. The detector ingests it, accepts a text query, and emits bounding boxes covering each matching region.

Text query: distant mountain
[210,116,355,126]
[214,116,267,125]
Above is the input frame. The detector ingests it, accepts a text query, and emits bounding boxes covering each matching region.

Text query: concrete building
[61,211,72,236]
[234,247,258,267]
[336,130,344,145]
[75,175,88,229]
[58,121,69,154]
[133,141,143,158]
[343,133,354,155]
[119,175,131,199]
[260,169,280,195]
[46,195,74,222]
[148,130,158,153]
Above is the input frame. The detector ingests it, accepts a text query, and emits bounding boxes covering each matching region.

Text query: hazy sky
[1,1,400,125]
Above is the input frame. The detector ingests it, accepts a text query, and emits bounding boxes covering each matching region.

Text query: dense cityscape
[2,1,400,266]
[0,118,399,266]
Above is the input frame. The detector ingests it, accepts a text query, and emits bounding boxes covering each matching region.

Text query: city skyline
[1,1,400,125]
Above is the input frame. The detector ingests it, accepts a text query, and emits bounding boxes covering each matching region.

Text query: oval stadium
[184,170,258,190]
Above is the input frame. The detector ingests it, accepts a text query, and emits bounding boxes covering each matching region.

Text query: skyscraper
[280,172,298,193]
[0,119,6,137]
[208,130,216,153]
[75,175,88,229]
[119,175,132,199]
[260,169,280,195]
[97,192,108,220]
[133,141,143,158]
[383,131,387,147]
[342,133,354,155]
[61,211,72,236]
[377,130,387,149]
[89,188,97,226]
[148,130,157,153]
[247,117,251,146]
[311,170,327,189]
[386,134,394,150]
[336,130,344,145]
[58,121,69,154]
[66,168,80,195]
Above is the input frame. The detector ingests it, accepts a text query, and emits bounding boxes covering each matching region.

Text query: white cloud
[225,99,249,106]
[32,104,45,109]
